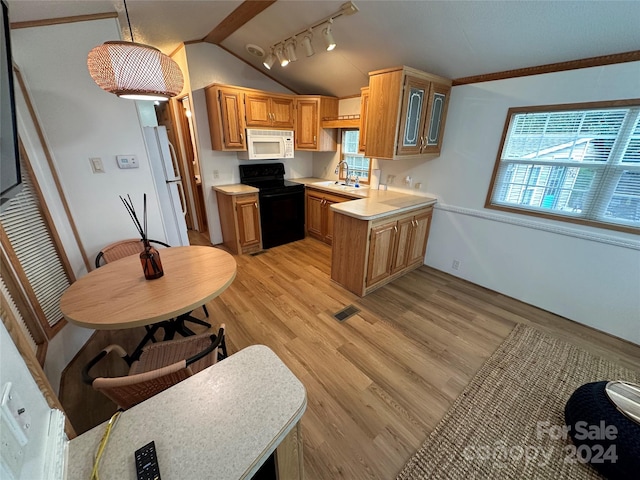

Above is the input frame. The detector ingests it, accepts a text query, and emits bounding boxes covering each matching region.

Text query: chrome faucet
[335,161,351,185]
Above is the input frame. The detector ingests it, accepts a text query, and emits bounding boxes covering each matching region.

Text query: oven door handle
[260,191,303,200]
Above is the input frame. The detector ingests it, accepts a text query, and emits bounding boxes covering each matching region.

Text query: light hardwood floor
[61,235,640,479]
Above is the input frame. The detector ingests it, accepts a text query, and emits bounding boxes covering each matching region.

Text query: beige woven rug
[396,324,639,480]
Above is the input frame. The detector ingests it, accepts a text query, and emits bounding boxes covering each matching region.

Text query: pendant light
[87,0,184,101]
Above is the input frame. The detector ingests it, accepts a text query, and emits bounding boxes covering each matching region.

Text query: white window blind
[488,102,640,232]
[342,130,370,182]
[0,161,70,329]
[0,276,38,354]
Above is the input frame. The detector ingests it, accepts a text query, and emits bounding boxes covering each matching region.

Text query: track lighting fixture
[302,30,315,57]
[259,1,358,69]
[286,38,298,62]
[323,19,336,51]
[263,49,275,69]
[275,45,289,67]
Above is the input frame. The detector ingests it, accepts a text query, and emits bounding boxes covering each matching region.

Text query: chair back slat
[101,239,145,264]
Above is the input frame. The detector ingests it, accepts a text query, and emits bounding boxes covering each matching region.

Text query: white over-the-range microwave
[237,128,295,160]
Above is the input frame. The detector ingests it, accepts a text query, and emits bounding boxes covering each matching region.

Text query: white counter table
[67,345,306,480]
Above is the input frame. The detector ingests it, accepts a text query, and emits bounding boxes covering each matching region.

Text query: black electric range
[239,163,305,249]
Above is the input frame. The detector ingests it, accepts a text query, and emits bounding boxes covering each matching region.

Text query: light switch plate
[89,157,105,174]
[116,155,139,169]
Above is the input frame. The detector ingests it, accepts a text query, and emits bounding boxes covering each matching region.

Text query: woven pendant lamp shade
[87,41,184,101]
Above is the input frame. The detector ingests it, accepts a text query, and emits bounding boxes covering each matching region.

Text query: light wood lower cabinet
[305,188,358,245]
[216,191,262,254]
[331,206,433,296]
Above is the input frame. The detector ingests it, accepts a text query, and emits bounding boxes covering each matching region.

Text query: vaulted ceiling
[8,1,640,97]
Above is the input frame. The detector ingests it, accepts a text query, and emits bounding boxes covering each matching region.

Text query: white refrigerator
[143,126,190,246]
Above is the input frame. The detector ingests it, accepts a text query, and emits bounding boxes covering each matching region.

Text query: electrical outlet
[387,175,395,185]
[452,259,460,270]
[213,170,220,179]
[404,176,412,187]
[414,182,422,189]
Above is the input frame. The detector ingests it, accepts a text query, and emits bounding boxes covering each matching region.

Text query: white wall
[320,62,640,344]
[183,43,314,245]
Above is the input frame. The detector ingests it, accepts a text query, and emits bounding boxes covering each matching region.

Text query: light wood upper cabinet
[205,86,246,151]
[358,87,369,153]
[295,96,339,151]
[245,93,294,129]
[365,66,451,160]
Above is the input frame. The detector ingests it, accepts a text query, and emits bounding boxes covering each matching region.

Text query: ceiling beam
[453,50,640,86]
[202,0,277,45]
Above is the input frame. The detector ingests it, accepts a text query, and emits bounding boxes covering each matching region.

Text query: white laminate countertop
[213,184,259,195]
[212,179,437,220]
[330,189,437,220]
[67,345,307,480]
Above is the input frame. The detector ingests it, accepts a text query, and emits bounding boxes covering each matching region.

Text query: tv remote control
[134,441,161,480]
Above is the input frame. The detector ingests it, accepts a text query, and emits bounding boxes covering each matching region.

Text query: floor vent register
[333,305,360,322]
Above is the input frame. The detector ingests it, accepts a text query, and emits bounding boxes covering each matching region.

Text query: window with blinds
[341,129,370,183]
[486,100,640,233]
[0,156,71,336]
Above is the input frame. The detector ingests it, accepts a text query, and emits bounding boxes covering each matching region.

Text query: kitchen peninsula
[216,177,436,297]
[66,345,306,480]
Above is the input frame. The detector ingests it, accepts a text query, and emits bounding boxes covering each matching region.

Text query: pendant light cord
[123,0,134,42]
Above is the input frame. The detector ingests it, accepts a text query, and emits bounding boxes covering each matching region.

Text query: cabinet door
[323,198,341,245]
[305,192,324,238]
[366,222,396,286]
[390,217,413,274]
[245,93,272,127]
[295,98,319,150]
[422,83,451,154]
[358,88,369,153]
[396,76,430,156]
[219,88,246,149]
[406,211,433,266]
[236,195,261,249]
[271,96,295,128]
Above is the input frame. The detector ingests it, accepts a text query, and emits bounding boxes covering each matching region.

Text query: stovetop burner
[239,163,303,194]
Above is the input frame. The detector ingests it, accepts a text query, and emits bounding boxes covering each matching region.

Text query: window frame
[485,99,640,235]
[339,128,371,185]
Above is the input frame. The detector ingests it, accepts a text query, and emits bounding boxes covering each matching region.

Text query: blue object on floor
[565,381,640,480]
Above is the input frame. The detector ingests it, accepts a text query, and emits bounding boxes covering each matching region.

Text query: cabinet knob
[393,225,398,233]
[254,202,258,208]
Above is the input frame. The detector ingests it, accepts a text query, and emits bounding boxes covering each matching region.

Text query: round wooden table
[60,246,237,330]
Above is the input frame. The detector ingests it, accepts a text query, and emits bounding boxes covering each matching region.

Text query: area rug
[396,324,639,479]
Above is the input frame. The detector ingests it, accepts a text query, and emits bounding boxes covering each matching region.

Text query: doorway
[154,98,208,235]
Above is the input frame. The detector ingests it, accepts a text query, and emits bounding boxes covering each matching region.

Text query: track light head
[275,45,289,67]
[286,38,298,62]
[302,29,315,57]
[263,49,275,69]
[323,19,336,51]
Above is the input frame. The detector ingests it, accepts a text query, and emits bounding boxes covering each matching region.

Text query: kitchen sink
[310,180,368,196]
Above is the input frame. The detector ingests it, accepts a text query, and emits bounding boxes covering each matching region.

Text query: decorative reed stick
[120,194,147,242]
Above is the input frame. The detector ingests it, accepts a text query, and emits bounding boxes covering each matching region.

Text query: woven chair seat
[83,326,226,410]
